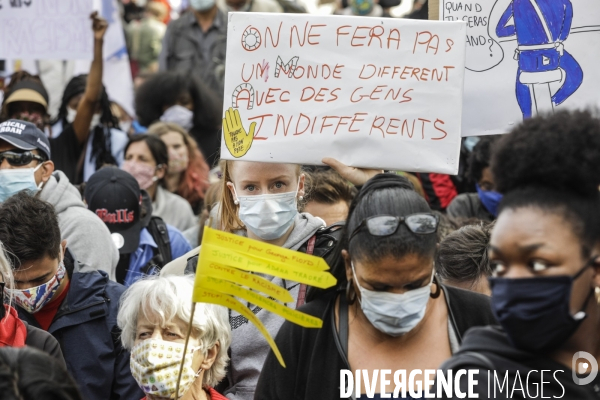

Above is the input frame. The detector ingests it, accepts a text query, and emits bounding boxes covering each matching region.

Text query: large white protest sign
[0,0,93,59]
[440,0,600,136]
[221,13,466,174]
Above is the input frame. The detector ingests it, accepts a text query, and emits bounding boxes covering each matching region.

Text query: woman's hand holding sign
[223,107,256,158]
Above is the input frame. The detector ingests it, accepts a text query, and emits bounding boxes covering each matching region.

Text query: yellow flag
[192,226,337,367]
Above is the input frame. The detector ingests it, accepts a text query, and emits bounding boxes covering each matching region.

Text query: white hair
[0,242,14,313]
[117,275,231,387]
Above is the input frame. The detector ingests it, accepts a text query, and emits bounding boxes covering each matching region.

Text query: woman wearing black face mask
[255,174,496,400]
[438,110,600,399]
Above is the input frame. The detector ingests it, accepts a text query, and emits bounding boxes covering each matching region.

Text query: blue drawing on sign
[495,0,583,118]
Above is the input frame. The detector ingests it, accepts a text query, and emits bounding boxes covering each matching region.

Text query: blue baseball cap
[0,119,51,160]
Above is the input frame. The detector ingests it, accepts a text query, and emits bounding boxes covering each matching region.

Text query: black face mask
[489,259,595,354]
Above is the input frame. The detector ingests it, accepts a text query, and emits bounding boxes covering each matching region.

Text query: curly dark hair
[134,71,221,133]
[0,347,83,400]
[491,110,600,256]
[0,192,62,267]
[466,135,501,183]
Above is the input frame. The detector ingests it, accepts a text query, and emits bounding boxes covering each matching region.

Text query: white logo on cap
[0,121,26,134]
[36,138,50,152]
[111,233,125,250]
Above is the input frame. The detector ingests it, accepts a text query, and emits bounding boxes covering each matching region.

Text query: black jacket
[24,322,65,367]
[437,325,600,399]
[254,285,496,400]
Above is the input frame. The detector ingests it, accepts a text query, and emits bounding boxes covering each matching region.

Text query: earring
[234,199,239,205]
[346,281,356,305]
[595,287,600,304]
[299,195,304,201]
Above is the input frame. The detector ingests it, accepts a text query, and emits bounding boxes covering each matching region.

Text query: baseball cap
[85,167,142,254]
[3,80,49,109]
[0,119,51,160]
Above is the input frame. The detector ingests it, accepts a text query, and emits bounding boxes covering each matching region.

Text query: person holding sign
[118,275,230,400]
[165,158,347,400]
[0,13,110,185]
[255,174,496,399]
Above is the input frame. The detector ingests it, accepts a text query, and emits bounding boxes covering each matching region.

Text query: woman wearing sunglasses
[255,174,496,399]
[437,111,600,398]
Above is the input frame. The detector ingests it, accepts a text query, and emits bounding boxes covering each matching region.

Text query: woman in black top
[439,110,600,399]
[255,174,496,399]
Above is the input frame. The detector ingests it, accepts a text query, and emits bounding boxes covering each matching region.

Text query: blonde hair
[117,275,231,387]
[219,161,309,233]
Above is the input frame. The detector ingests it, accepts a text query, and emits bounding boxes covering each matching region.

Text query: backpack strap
[295,235,317,309]
[142,216,172,275]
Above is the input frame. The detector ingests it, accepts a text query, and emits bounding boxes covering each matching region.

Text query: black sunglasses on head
[0,150,45,167]
[349,213,439,243]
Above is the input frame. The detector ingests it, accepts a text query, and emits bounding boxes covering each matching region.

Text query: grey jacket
[447,192,494,222]
[39,171,119,280]
[158,9,227,95]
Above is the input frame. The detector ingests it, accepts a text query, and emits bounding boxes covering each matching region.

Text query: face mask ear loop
[230,183,240,205]
[350,262,363,305]
[33,162,45,190]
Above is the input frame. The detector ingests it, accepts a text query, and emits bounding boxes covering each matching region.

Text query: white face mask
[232,183,299,241]
[160,105,194,131]
[130,339,202,398]
[352,263,433,337]
[66,108,101,129]
[66,107,77,124]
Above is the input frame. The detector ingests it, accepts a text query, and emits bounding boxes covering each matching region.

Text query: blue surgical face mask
[0,164,44,203]
[352,263,433,337]
[489,259,594,353]
[232,183,299,241]
[476,183,503,217]
[190,0,216,12]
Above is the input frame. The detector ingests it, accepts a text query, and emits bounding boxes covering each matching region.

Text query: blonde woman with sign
[162,151,380,400]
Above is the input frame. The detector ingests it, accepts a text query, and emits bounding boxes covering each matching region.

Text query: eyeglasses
[349,214,439,243]
[0,151,45,167]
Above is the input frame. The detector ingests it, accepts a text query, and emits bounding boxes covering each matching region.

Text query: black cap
[84,167,142,254]
[0,119,51,160]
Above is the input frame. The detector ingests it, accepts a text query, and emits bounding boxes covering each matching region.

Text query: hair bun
[491,110,600,197]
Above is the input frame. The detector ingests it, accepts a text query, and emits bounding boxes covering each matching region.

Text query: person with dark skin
[437,110,600,399]
[447,136,502,221]
[0,13,108,184]
[255,174,496,399]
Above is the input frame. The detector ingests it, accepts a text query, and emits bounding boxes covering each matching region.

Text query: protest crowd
[0,0,599,399]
